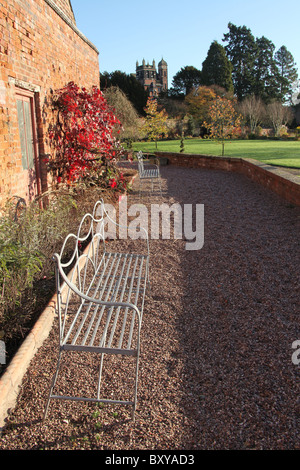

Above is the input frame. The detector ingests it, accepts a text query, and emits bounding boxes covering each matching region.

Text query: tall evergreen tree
[100,70,148,115]
[170,66,202,97]
[275,46,298,103]
[253,36,279,103]
[223,23,257,100]
[201,41,233,93]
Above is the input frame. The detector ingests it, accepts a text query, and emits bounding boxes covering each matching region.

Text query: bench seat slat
[62,252,148,353]
[66,252,122,346]
[107,255,139,349]
[140,169,159,178]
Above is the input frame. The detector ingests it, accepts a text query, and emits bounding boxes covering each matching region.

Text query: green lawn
[133,139,300,169]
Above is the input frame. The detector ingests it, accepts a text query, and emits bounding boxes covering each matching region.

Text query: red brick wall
[0,0,99,207]
[52,0,75,23]
[156,152,300,207]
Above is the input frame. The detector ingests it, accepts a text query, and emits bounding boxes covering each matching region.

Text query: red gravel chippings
[0,165,299,450]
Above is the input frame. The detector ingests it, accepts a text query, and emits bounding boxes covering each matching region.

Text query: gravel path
[0,165,299,450]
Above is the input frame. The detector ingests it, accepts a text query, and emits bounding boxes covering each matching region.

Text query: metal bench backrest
[53,200,107,340]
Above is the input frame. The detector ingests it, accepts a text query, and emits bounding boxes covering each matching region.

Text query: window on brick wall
[16,90,38,170]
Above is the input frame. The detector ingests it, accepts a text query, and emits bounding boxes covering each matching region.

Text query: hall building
[135,58,168,97]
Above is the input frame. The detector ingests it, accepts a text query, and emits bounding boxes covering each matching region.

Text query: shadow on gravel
[164,165,300,450]
[0,165,299,450]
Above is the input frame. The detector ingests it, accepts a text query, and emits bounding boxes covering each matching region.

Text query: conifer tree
[201,41,233,93]
[223,23,257,100]
[253,36,279,103]
[171,66,202,96]
[275,46,298,103]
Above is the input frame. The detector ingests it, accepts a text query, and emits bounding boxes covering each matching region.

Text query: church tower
[158,58,168,92]
[135,58,168,97]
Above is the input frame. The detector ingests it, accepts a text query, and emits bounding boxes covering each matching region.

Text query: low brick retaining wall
[155,152,300,207]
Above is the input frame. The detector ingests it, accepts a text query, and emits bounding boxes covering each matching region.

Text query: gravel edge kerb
[0,294,57,430]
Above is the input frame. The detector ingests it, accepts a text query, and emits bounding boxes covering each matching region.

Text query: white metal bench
[44,199,149,420]
[137,150,162,196]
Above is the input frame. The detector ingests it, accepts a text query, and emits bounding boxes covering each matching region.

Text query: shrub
[0,183,119,364]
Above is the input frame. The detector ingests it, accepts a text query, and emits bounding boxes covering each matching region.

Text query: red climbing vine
[47,82,125,190]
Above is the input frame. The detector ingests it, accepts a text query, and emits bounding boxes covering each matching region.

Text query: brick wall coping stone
[44,0,99,54]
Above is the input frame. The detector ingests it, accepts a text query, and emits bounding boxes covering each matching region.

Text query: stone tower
[135,58,168,97]
[158,58,168,93]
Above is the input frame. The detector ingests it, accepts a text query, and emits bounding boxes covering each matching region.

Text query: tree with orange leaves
[185,86,217,125]
[204,97,242,156]
[142,98,168,149]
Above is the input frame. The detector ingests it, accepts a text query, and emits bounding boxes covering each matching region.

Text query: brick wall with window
[0,0,100,206]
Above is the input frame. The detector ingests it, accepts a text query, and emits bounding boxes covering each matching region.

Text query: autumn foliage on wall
[47,82,125,190]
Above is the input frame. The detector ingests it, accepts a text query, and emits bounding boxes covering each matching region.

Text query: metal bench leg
[43,350,62,421]
[132,347,141,421]
[146,262,151,292]
[97,353,105,399]
[139,178,143,200]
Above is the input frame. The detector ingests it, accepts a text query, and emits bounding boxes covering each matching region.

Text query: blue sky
[71,0,300,88]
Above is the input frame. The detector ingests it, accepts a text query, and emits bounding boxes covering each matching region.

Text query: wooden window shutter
[16,95,35,170]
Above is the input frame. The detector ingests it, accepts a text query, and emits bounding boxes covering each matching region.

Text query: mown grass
[133,139,300,169]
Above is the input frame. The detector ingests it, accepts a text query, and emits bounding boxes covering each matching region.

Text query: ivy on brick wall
[46,81,126,190]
